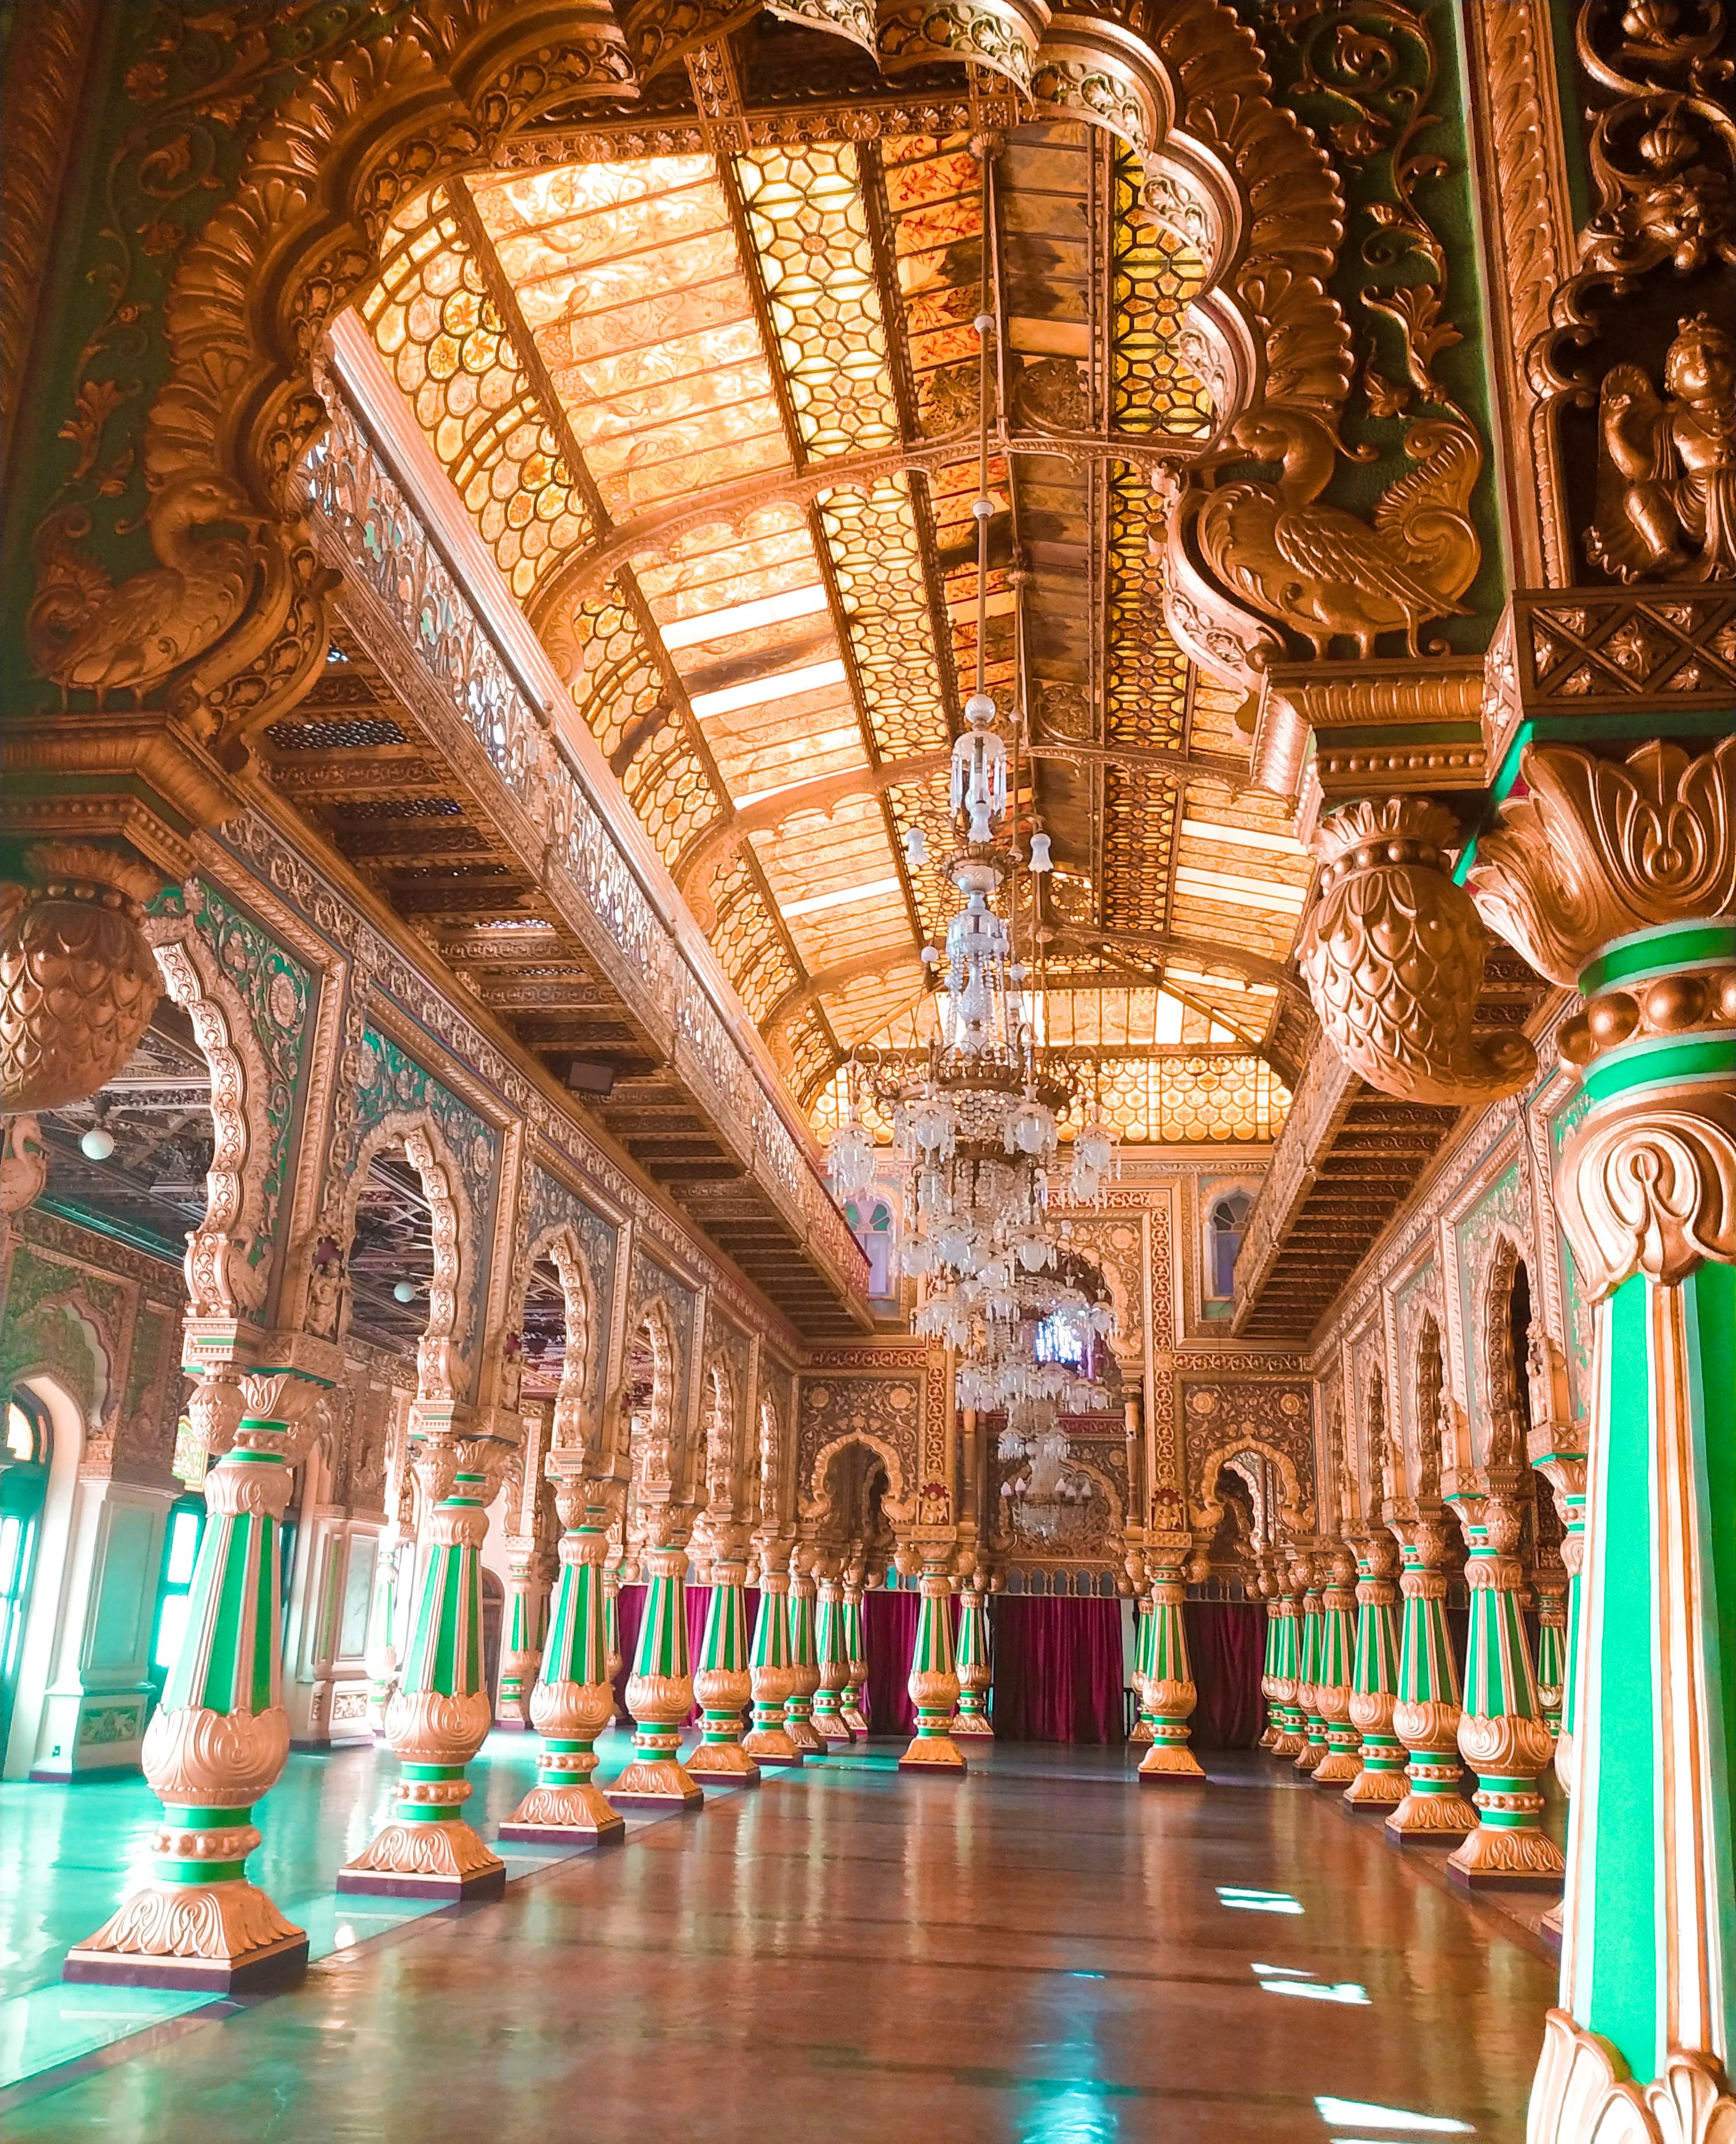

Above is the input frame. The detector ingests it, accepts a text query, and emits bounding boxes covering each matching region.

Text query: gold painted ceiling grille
[356,118,1312,1143]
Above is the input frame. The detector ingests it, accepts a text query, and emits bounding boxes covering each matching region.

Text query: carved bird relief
[27,474,264,705]
[1194,410,1480,657]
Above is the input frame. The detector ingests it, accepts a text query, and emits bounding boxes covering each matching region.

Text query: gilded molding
[1529,2010,1736,2144]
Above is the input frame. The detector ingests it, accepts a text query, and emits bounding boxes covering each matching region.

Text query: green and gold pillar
[610,1537,702,1807]
[501,1476,626,1843]
[1530,1428,1587,1790]
[841,1560,870,1736]
[1137,1536,1204,1782]
[784,1551,825,1755]
[1442,1472,1563,1890]
[742,1547,802,1766]
[495,1543,554,1730]
[1343,1527,1406,1809]
[811,1563,854,1747]
[899,1553,966,1774]
[339,1429,510,1899]
[1130,1588,1157,1745]
[952,1577,994,1738]
[1310,1542,1362,1786]
[1470,767,1736,2130]
[1266,1553,1307,1759]
[67,1343,337,1989]
[1292,1549,1327,1775]
[1533,1557,1569,1746]
[686,1534,760,1783]
[1386,1508,1477,1843]
[1253,1551,1282,1750]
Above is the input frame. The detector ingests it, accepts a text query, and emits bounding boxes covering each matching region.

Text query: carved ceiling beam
[763,951,926,1056]
[1044,925,1294,998]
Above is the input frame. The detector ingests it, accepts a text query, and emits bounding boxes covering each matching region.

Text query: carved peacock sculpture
[1195,409,1480,658]
[27,474,264,706]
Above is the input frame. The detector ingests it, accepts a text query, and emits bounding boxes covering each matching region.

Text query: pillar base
[1385,1790,1477,1843]
[1130,1720,1156,1746]
[685,1741,763,1782]
[1294,1742,1325,1774]
[1311,1749,1363,1785]
[498,1782,627,1844]
[1268,1727,1306,1758]
[784,1715,825,1755]
[1342,1765,1408,1807]
[63,1881,308,1992]
[608,1756,704,1808]
[899,1733,967,1773]
[1446,1821,1565,1891]
[1138,1742,1206,1782]
[951,1712,995,1739]
[742,1726,803,1765]
[842,1705,869,1736]
[337,1820,506,1901]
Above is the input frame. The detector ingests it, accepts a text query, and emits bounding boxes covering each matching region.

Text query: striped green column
[1130,1591,1157,1745]
[1386,1509,1476,1842]
[687,1549,759,1781]
[900,1558,966,1772]
[1533,1450,1587,1793]
[812,1569,854,1745]
[67,1357,333,1990]
[1343,1528,1406,1808]
[1443,1476,1562,1891]
[610,1539,701,1807]
[340,1437,507,1898]
[784,1560,825,1755]
[1310,1543,1362,1785]
[501,1487,624,1842]
[841,1568,869,1735]
[1267,1561,1306,1758]
[952,1581,994,1737]
[364,1532,405,1741]
[1137,1542,1204,1782]
[1533,1564,1569,1742]
[1293,1551,1327,1774]
[1256,1558,1282,1750]
[495,1546,553,1728]
[742,1556,801,1764]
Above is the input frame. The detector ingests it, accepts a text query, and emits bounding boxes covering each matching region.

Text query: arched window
[844,1199,897,1305]
[1207,1193,1254,1300]
[1,1393,51,1757]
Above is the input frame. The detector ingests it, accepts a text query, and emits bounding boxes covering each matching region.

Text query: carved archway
[1481,1233,1535,1472]
[1190,1434,1307,1539]
[804,1429,911,1538]
[330,1112,472,1408]
[146,923,274,1323]
[514,1222,597,1456]
[616,1295,676,1551]
[25,0,1338,751]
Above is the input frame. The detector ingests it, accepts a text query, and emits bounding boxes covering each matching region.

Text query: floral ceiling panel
[356,121,1312,1147]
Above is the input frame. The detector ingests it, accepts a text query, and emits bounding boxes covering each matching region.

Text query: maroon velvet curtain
[612,1583,645,1723]
[989,1597,1126,1744]
[683,1583,710,1724]
[863,1588,923,1736]
[1184,1601,1266,1748]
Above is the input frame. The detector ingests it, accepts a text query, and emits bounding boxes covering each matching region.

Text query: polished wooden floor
[10,1745,1552,2142]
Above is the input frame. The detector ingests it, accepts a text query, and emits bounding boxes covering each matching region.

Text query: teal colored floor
[0,1724,691,2099]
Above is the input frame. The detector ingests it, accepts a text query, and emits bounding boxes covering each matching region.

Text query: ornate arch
[802,1428,910,1537]
[613,1292,676,1512]
[1480,1231,1533,1472]
[328,1111,473,1406]
[515,1220,598,1455]
[1190,1434,1307,1539]
[146,924,272,1321]
[25,0,1347,757]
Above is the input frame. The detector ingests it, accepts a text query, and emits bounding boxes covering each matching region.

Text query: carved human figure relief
[1588,316,1736,582]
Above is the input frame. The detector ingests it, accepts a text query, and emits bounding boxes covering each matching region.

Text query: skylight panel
[691,659,850,722]
[784,876,903,918]
[660,583,830,649]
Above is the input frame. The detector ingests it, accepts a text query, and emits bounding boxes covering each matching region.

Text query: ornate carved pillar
[951,1573,994,1738]
[783,1549,825,1756]
[1292,1548,1327,1775]
[1343,1528,1406,1809]
[610,1531,702,1808]
[1527,1331,1589,1794]
[741,1541,801,1767]
[499,1472,625,1845]
[899,1546,965,1775]
[1441,1470,1564,1892]
[1532,1556,1569,1746]
[1309,1541,1362,1786]
[1129,1586,1158,1746]
[1136,1533,1204,1783]
[686,1532,760,1783]
[840,1557,869,1737]
[1466,735,1736,2131]
[1263,1551,1306,1759]
[1385,1507,1477,1843]
[811,1560,854,1747]
[495,1541,556,1730]
[1251,1552,1281,1751]
[65,1339,339,1989]
[339,1425,512,1899]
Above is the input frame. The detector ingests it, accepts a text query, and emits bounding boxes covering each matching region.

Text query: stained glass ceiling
[357,119,1310,1142]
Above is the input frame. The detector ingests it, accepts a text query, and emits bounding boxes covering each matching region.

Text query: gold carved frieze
[1181,1378,1315,1539]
